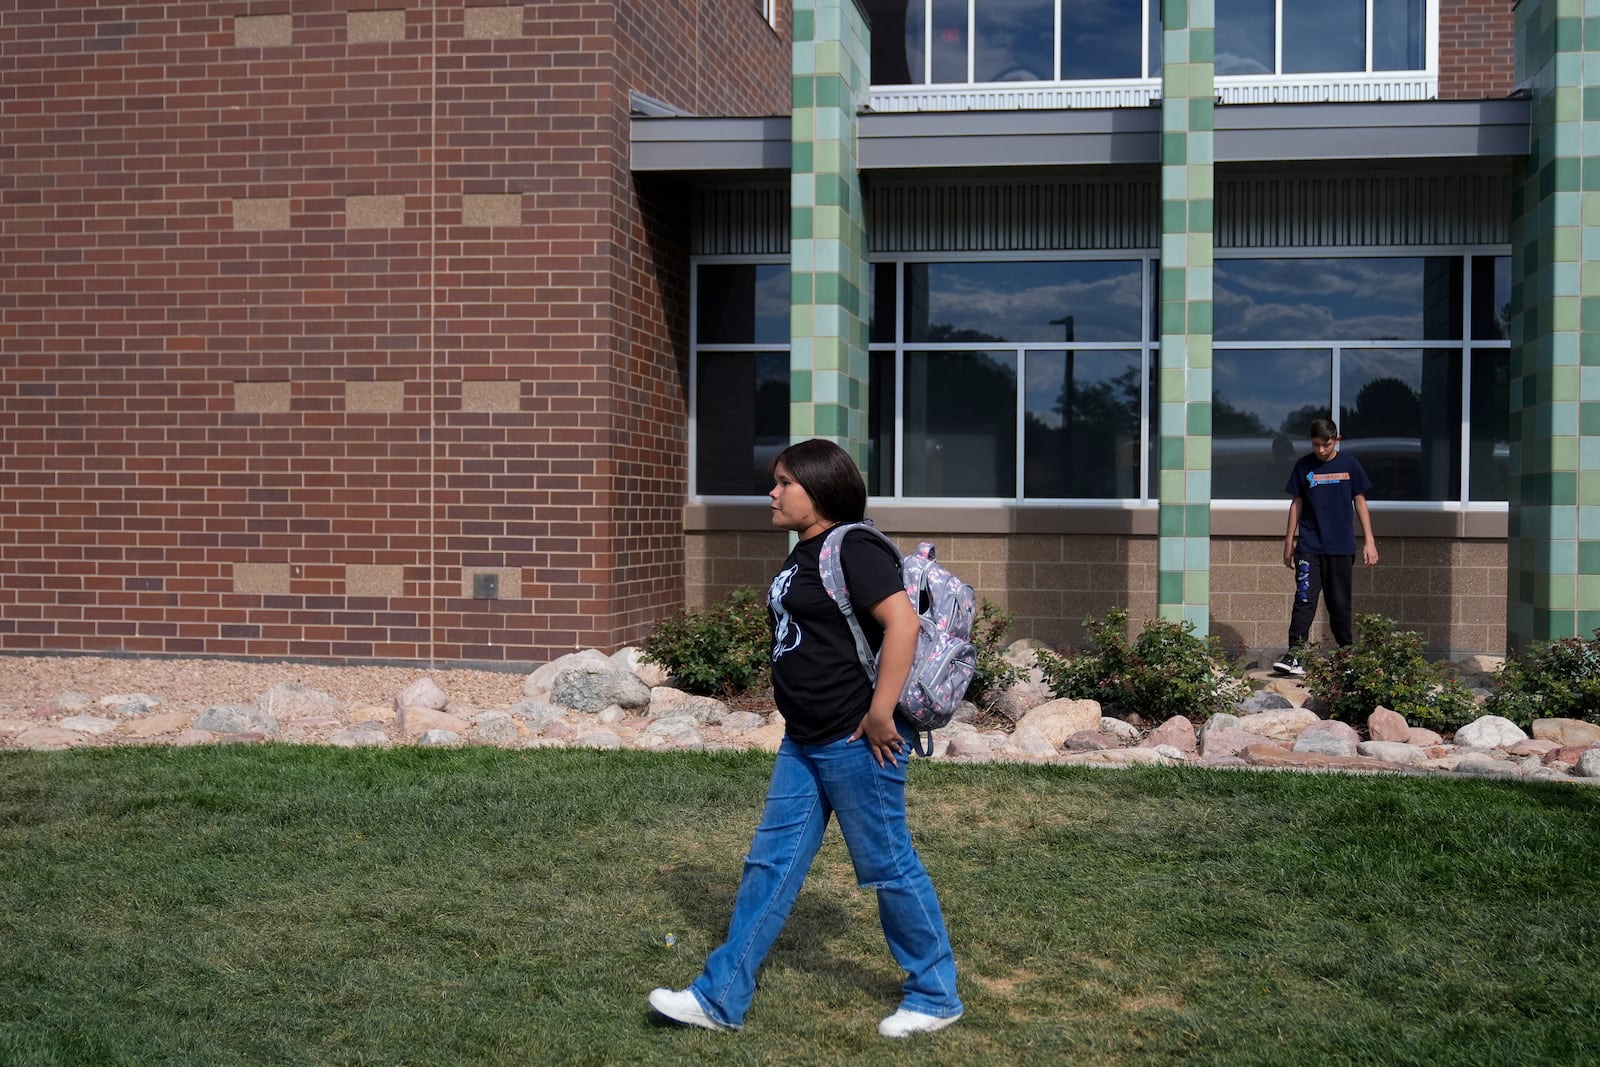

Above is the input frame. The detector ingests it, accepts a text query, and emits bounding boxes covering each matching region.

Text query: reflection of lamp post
[1050,314,1076,436]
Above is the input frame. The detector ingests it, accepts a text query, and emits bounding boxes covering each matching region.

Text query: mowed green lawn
[1,745,1597,1066]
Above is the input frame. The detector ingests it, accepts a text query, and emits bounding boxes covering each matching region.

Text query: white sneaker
[648,987,736,1032]
[1272,653,1306,677]
[877,1008,962,1038]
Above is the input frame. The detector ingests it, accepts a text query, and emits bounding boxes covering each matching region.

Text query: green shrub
[1486,629,1600,727]
[1301,614,1477,734]
[967,600,1025,710]
[640,587,771,698]
[1033,607,1247,723]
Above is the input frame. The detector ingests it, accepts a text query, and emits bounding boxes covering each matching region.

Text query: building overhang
[631,98,1531,175]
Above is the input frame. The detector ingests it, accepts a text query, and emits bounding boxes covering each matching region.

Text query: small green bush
[1033,607,1247,723]
[1486,629,1600,727]
[1302,614,1477,734]
[640,587,771,698]
[968,600,1025,710]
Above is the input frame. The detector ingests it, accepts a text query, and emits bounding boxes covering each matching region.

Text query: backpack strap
[817,520,902,687]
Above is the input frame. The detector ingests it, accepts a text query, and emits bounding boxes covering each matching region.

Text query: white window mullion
[1274,0,1284,76]
[967,0,976,83]
[1460,258,1474,503]
[1016,348,1029,501]
[1365,0,1375,73]
[894,261,906,499]
[1055,0,1064,82]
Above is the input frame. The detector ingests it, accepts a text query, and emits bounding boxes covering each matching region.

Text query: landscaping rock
[259,683,340,718]
[1238,708,1319,743]
[1140,715,1197,753]
[1293,720,1361,757]
[1407,727,1444,746]
[98,693,160,715]
[1367,706,1410,743]
[396,677,448,711]
[416,729,463,747]
[1099,716,1140,741]
[523,650,612,699]
[1239,690,1295,713]
[194,704,280,736]
[58,714,118,736]
[1532,718,1600,747]
[611,646,671,688]
[397,706,470,738]
[1064,730,1119,751]
[1577,750,1600,778]
[471,711,523,746]
[1240,745,1395,773]
[1454,715,1528,750]
[1004,725,1059,758]
[508,700,566,731]
[1014,699,1102,747]
[647,687,728,723]
[1356,741,1425,765]
[551,667,651,714]
[1198,725,1272,759]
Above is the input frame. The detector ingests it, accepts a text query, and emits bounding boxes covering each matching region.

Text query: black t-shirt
[768,526,905,745]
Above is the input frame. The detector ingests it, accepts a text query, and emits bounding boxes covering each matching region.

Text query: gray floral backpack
[818,521,978,755]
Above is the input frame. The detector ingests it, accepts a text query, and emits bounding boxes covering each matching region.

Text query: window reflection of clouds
[1061,0,1141,80]
[910,261,1144,342]
[1283,0,1365,74]
[1215,259,1459,342]
[975,0,1054,82]
[1214,350,1330,428]
[1215,0,1274,75]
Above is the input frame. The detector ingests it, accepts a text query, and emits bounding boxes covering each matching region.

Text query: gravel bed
[0,654,529,719]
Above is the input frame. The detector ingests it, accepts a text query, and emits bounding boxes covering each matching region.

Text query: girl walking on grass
[648,438,963,1039]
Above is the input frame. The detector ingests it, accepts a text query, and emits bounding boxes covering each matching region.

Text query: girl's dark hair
[773,438,867,524]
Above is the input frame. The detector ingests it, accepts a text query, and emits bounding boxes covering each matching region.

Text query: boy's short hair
[773,438,867,524]
[1308,417,1339,441]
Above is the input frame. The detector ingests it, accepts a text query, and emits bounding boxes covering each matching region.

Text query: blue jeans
[689,722,962,1028]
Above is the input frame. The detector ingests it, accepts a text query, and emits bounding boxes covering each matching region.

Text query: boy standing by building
[1272,418,1379,677]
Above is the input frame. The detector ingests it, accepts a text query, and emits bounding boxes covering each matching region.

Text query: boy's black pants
[1287,552,1355,649]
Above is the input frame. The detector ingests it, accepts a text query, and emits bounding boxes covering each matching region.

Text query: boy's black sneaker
[1272,653,1306,677]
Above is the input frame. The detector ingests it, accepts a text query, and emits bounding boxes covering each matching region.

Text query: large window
[865,1,1433,107]
[1212,255,1508,503]
[690,251,1508,507]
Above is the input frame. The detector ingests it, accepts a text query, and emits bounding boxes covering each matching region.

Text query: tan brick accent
[346,195,405,229]
[344,381,406,413]
[235,14,292,48]
[233,199,290,231]
[461,193,522,226]
[346,565,405,598]
[347,9,406,44]
[233,381,291,413]
[463,5,524,39]
[462,567,522,599]
[461,380,523,412]
[234,564,291,596]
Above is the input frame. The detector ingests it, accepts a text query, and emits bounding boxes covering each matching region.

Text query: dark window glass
[975,0,1053,82]
[697,264,789,344]
[1212,349,1333,499]
[1149,0,1162,77]
[904,261,1144,344]
[1024,349,1143,497]
[1373,0,1426,71]
[903,351,1017,496]
[695,352,789,495]
[1340,348,1462,502]
[1472,256,1511,341]
[1214,258,1463,342]
[867,350,896,495]
[931,0,968,83]
[1061,0,1140,80]
[1283,0,1364,74]
[871,261,896,344]
[1216,0,1275,75]
[1469,351,1510,502]
[865,0,919,84]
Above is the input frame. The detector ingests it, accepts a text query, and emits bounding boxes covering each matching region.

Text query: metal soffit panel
[693,171,1511,255]
[633,100,1530,174]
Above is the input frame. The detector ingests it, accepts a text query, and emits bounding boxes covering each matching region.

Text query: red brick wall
[0,1,789,665]
[1438,0,1516,99]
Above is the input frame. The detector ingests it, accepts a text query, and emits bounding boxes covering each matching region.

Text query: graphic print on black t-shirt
[769,564,802,659]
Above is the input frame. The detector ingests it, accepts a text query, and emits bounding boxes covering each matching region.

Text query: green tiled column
[790,0,871,464]
[1156,0,1215,633]
[1509,0,1600,647]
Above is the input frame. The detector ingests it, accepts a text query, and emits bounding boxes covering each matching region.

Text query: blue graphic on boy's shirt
[769,565,801,660]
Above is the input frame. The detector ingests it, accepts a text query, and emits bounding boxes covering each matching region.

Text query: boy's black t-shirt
[767,526,904,745]
[1284,450,1374,556]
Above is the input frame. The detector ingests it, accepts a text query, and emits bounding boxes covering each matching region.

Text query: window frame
[866,0,1440,111]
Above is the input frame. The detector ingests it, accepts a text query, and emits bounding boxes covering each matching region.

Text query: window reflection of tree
[1025,362,1141,498]
[905,332,1016,497]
